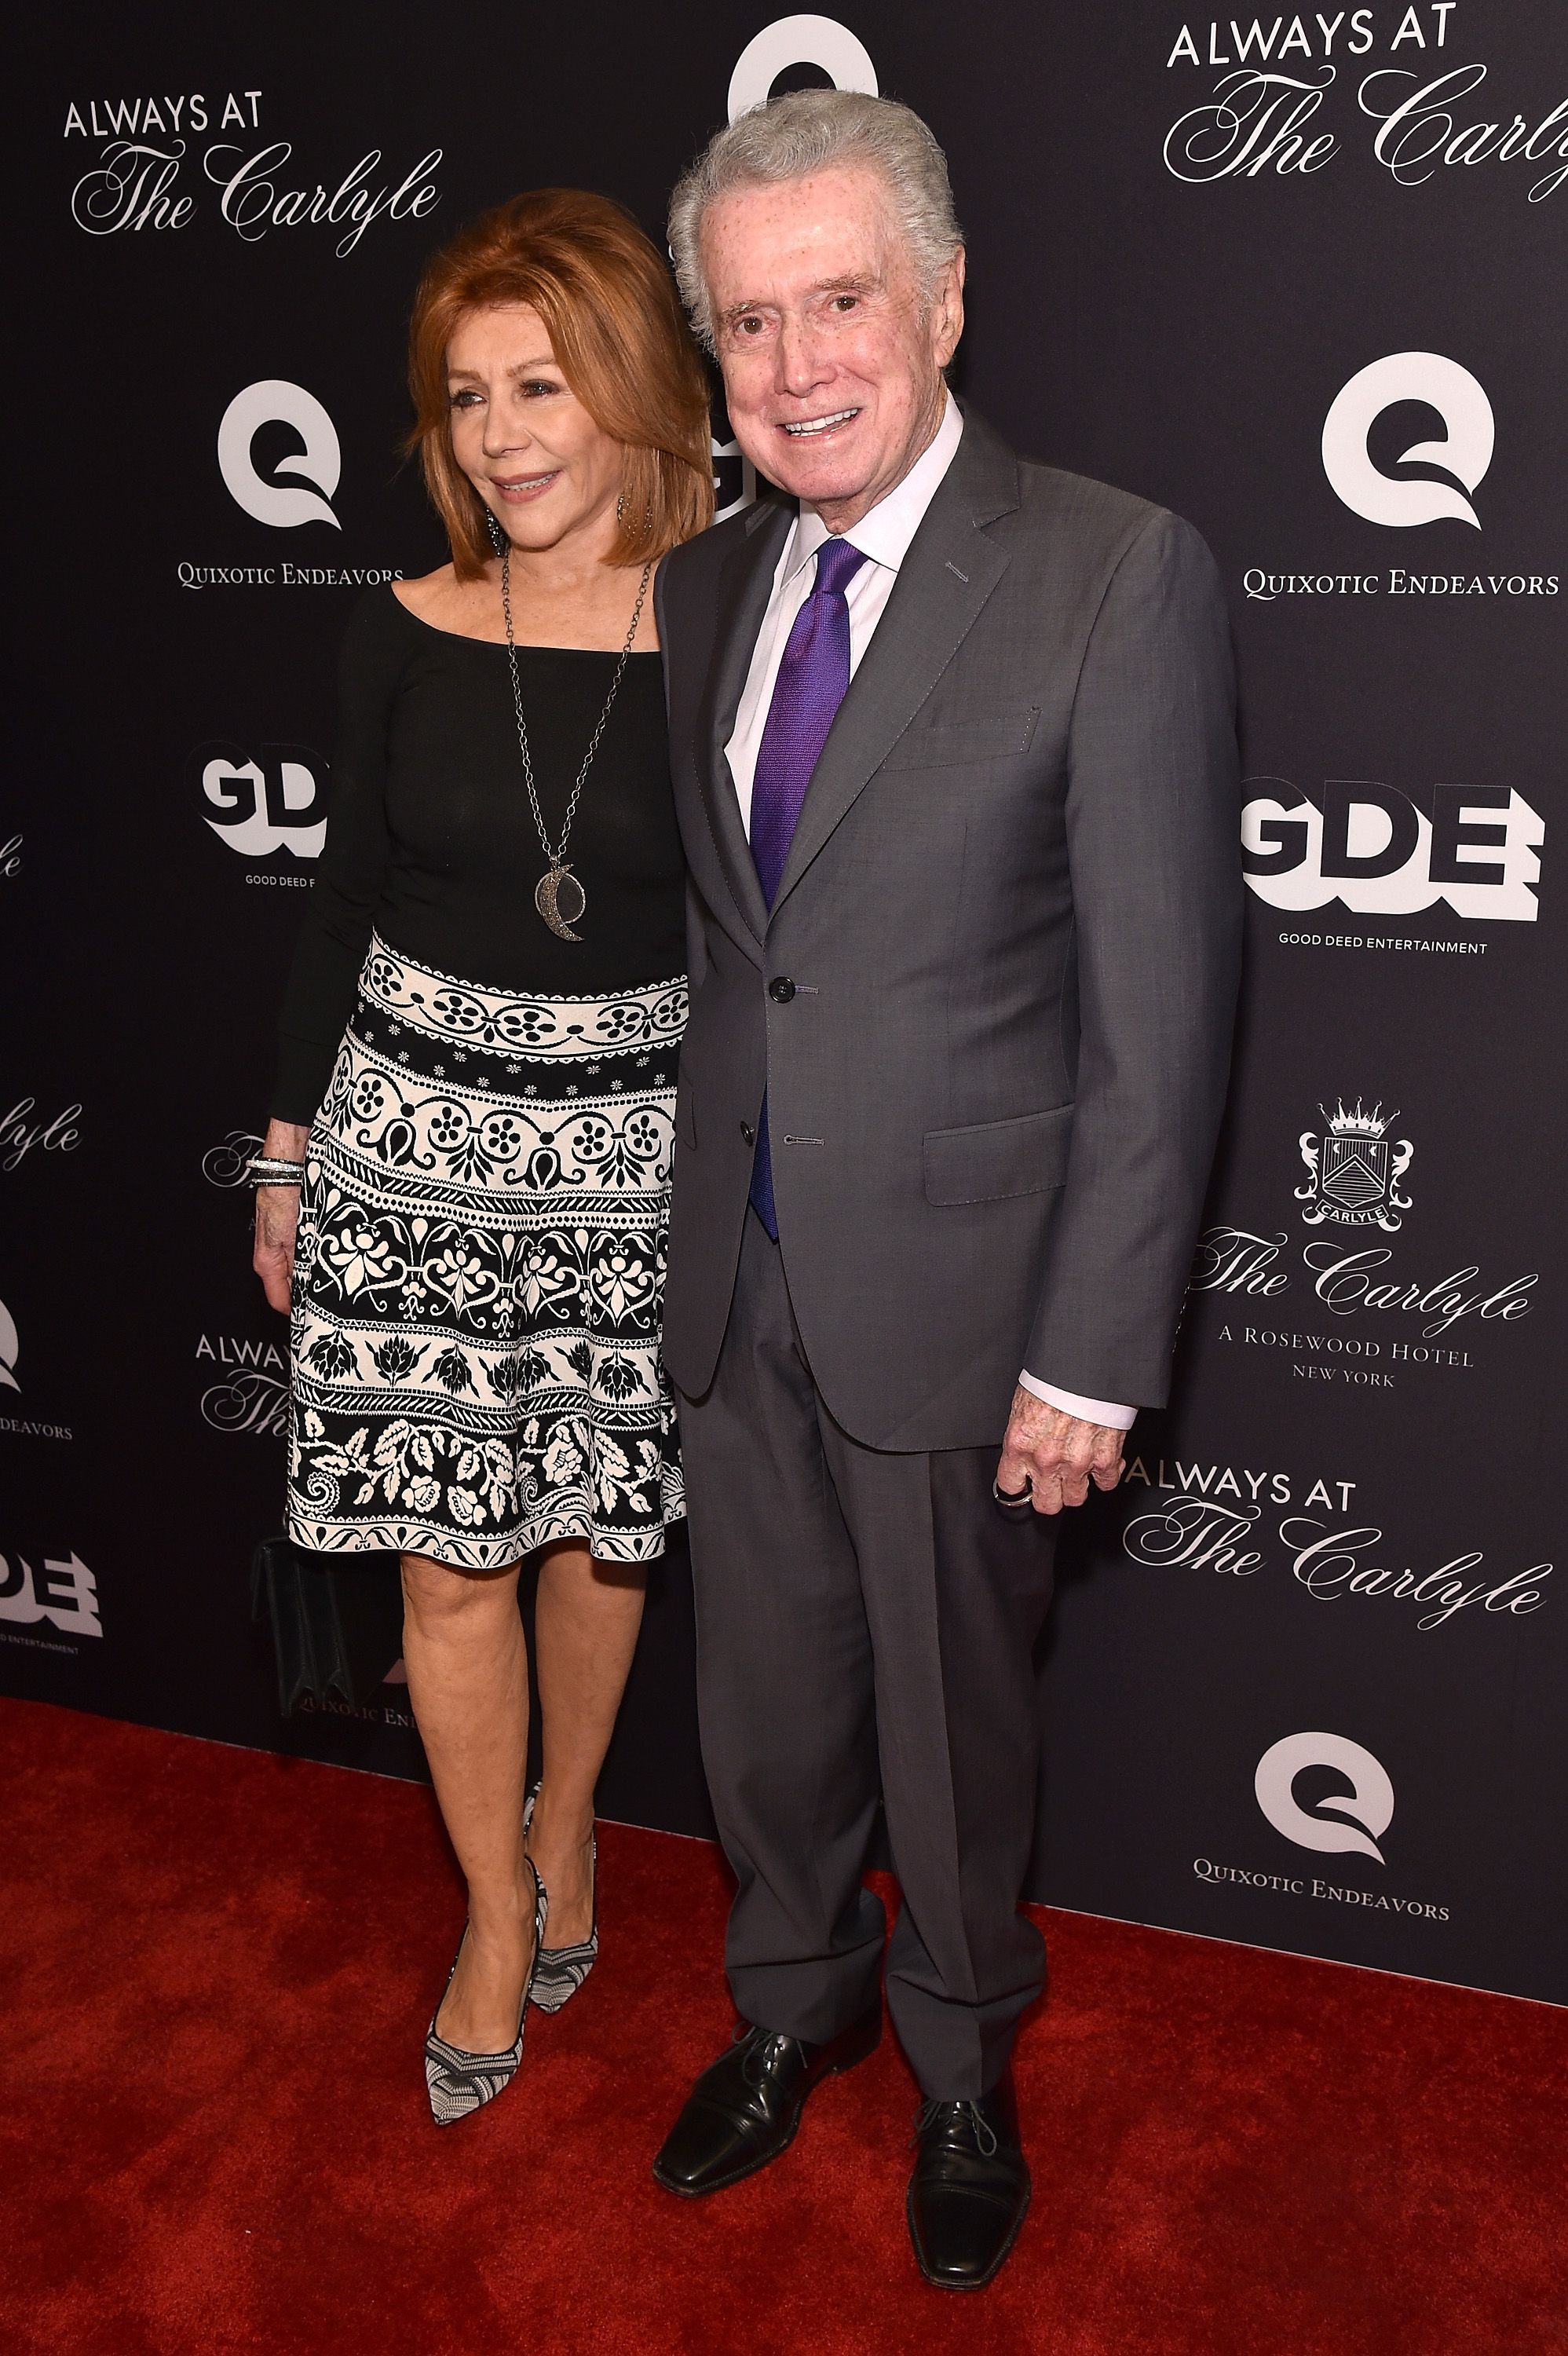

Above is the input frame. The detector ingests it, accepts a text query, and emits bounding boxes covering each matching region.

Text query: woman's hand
[253,1118,308,1313]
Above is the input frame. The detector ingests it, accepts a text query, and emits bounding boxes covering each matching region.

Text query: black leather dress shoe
[907,2071,1031,2290]
[652,2008,881,2197]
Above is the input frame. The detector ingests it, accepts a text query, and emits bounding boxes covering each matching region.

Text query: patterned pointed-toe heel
[423,1858,547,2127]
[523,1783,598,2014]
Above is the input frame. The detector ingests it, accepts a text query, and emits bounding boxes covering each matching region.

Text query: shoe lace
[914,2098,999,2158]
[739,2028,795,2089]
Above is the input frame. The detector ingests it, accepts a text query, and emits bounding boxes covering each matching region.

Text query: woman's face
[446,302,623,556]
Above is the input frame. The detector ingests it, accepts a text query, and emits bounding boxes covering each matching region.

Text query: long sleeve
[269,592,401,1122]
[1022,510,1242,1407]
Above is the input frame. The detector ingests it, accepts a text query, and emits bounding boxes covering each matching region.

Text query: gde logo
[1255,1732,1393,1864]
[1242,777,1544,921]
[217,380,342,529]
[196,742,328,859]
[1322,353,1494,530]
[0,1550,103,1638]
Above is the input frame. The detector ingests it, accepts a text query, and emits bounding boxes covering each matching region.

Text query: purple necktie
[747,534,867,1236]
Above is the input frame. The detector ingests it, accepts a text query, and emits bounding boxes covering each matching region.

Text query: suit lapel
[693,496,793,946]
[770,413,1020,920]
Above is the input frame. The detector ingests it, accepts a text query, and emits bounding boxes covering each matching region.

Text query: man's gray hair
[668,89,963,351]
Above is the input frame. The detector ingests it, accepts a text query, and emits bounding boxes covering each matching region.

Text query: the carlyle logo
[199,1333,287,1439]
[728,15,878,121]
[219,382,340,530]
[0,1550,102,1640]
[1193,1225,1537,1356]
[1163,38,1568,207]
[1297,1100,1413,1232]
[1255,1729,1393,1861]
[1,1098,82,1175]
[196,741,327,860]
[1242,777,1543,923]
[65,89,442,256]
[203,1130,264,1187]
[1120,1465,1552,1636]
[1322,351,1493,529]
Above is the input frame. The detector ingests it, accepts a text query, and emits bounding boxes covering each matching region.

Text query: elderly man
[650,90,1241,2287]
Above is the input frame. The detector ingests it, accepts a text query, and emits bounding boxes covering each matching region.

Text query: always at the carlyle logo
[1296,1100,1413,1232]
[0,1549,102,1641]
[195,741,327,863]
[1161,20,1566,202]
[64,88,441,255]
[1119,1458,1550,1637]
[199,1333,288,1440]
[203,1132,265,1188]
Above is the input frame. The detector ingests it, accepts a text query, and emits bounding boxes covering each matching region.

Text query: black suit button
[740,1121,755,1147]
[769,977,796,1003]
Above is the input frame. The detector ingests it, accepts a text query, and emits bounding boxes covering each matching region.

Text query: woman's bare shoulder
[390,562,465,621]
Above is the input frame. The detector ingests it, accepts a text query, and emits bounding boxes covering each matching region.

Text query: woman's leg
[400,1551,535,2051]
[528,1541,648,1944]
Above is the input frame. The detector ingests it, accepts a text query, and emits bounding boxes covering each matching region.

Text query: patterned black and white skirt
[287,938,686,1568]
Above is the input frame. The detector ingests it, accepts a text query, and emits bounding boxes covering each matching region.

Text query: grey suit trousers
[677,1210,1057,2100]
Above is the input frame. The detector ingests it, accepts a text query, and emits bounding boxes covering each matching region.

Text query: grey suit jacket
[656,409,1242,1452]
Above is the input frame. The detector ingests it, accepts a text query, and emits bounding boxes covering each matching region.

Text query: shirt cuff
[1018,1372,1137,1431]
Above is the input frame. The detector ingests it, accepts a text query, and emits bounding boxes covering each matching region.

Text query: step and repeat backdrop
[5,3,1564,2003]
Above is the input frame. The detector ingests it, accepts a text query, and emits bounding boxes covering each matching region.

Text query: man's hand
[996,1386,1126,1516]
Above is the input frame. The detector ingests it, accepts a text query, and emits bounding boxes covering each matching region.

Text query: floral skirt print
[287,938,686,1568]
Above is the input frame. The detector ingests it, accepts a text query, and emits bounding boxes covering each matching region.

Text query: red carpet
[2,1699,1563,2356]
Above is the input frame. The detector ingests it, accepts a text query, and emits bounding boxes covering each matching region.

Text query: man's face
[702,165,963,531]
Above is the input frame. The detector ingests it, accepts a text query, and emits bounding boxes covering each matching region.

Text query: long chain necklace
[499,547,652,941]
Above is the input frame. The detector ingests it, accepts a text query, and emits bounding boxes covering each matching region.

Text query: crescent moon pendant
[535,864,586,942]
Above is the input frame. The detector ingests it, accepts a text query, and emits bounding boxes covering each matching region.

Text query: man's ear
[934,247,967,368]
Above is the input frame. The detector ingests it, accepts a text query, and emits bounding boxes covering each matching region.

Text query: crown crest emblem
[1321,1099,1396,1139]
[1297,1095,1414,1231]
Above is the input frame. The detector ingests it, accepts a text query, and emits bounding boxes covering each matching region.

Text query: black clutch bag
[250,1536,404,1716]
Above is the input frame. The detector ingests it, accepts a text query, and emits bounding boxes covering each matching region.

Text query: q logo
[728,13,878,122]
[1321,353,1494,531]
[217,379,342,530]
[1255,1731,1394,1864]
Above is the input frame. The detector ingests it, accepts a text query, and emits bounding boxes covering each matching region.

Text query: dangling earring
[614,492,627,526]
[482,504,506,554]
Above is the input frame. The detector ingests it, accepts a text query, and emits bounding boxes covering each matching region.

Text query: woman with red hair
[250,191,712,2123]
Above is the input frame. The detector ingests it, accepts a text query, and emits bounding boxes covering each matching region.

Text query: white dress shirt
[724,397,1135,1435]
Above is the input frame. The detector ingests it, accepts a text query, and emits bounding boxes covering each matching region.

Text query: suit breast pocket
[879,706,1040,773]
[923,1104,1073,1205]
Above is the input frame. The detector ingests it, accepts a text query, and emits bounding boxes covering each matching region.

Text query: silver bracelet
[247,1154,305,1186]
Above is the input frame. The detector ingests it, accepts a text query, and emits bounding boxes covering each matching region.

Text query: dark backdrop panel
[5,2,1563,1999]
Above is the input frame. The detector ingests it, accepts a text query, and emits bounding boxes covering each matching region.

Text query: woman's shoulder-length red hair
[408,188,715,579]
